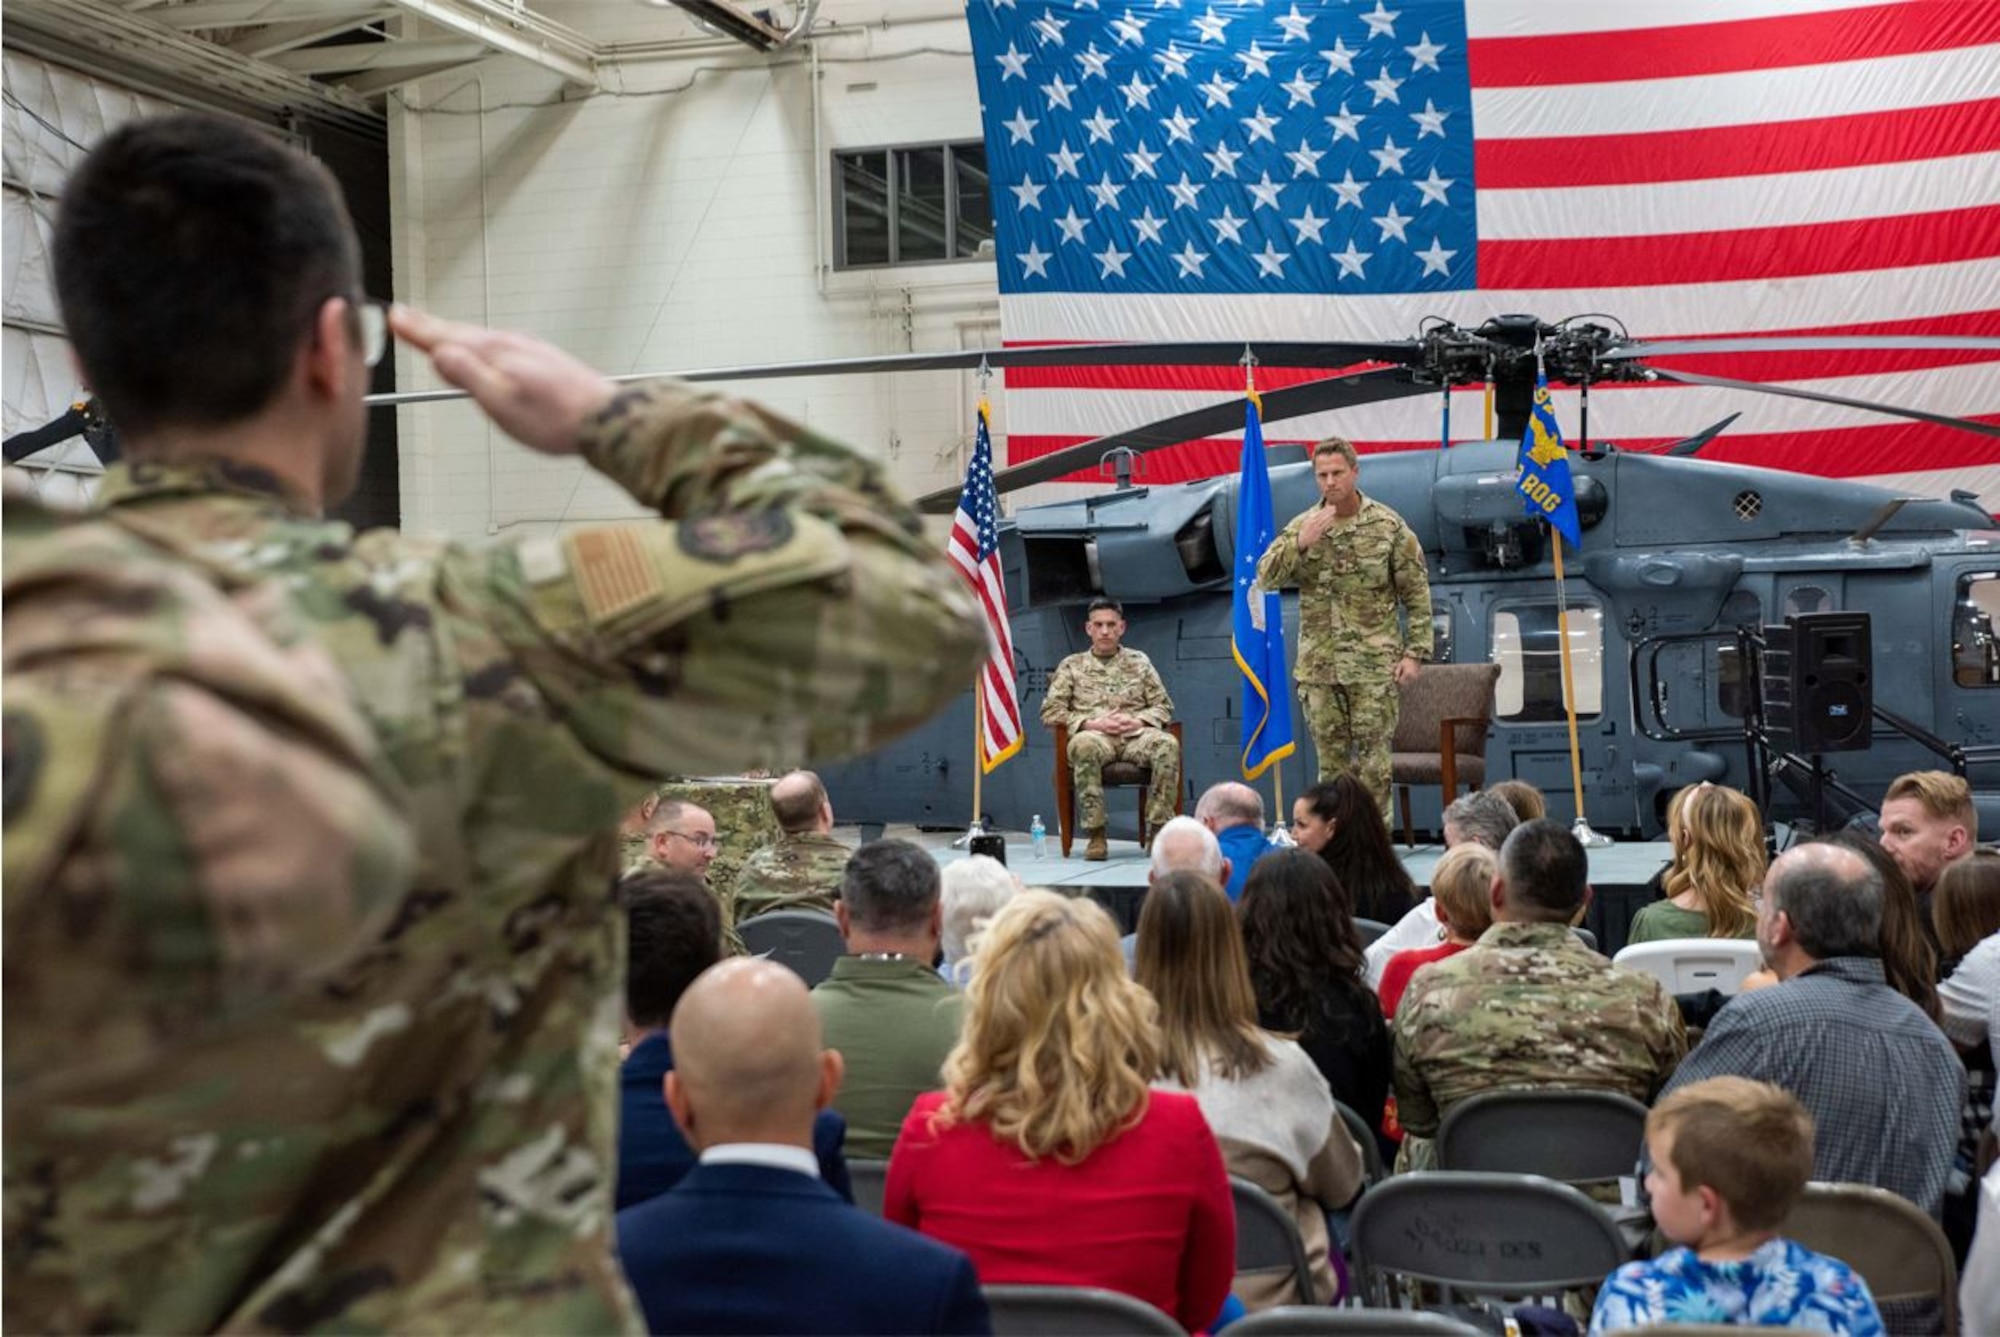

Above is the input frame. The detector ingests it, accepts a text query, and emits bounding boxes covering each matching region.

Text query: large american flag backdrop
[966,0,2000,505]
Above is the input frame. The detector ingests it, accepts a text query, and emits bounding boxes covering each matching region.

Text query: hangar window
[1956,573,2000,688]
[834,142,993,269]
[1492,600,1603,723]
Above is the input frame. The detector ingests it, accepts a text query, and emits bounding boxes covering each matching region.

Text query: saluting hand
[1297,505,1341,549]
[389,305,614,457]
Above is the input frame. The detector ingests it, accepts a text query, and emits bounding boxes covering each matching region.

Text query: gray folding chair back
[738,909,845,986]
[1354,917,1391,948]
[1783,1181,1958,1335]
[981,1284,1183,1335]
[1572,926,1598,951]
[1336,1099,1385,1185]
[845,1157,888,1216]
[1230,1307,1483,1335]
[1348,1172,1629,1307]
[1434,1089,1647,1185]
[1230,1177,1318,1305]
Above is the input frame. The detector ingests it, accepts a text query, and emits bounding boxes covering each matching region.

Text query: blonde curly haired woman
[884,890,1236,1331]
[1628,783,1763,943]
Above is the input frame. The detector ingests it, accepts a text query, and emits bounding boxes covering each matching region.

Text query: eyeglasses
[354,298,390,368]
[659,829,722,851]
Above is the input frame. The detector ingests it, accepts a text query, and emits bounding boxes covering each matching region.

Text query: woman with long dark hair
[1236,849,1391,1140]
[1290,775,1417,924]
[1138,871,1361,1310]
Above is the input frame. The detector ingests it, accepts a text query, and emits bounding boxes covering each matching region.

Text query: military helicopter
[15,315,1996,839]
[794,314,2000,841]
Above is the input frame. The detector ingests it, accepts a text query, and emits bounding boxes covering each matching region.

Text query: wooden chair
[1391,663,1500,846]
[1050,720,1184,857]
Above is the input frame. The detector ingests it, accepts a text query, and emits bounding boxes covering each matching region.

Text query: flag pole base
[1267,822,1295,848]
[952,819,987,849]
[1571,816,1614,848]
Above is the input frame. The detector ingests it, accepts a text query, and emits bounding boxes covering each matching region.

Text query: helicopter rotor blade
[1651,413,1742,457]
[914,365,1429,514]
[1644,367,2000,438]
[1603,335,2000,360]
[364,340,1419,409]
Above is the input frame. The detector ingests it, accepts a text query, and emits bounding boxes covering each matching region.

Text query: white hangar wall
[388,5,1024,544]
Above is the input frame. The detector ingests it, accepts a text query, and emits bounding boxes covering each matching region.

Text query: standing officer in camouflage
[1256,437,1432,825]
[1039,598,1180,860]
[731,770,852,922]
[24,111,986,1335]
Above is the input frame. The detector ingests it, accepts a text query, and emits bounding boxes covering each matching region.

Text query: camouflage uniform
[18,381,985,1334]
[643,777,782,894]
[730,830,853,922]
[1391,922,1687,1170]
[1039,647,1180,830]
[1256,494,1432,823]
[2,495,419,1333]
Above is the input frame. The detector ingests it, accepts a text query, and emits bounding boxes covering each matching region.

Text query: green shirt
[1626,899,1755,944]
[812,956,965,1159]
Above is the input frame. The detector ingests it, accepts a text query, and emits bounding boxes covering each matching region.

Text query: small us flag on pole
[947,399,1024,772]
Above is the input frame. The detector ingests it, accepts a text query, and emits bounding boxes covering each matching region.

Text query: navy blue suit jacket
[618,1033,852,1210]
[617,1162,991,1335]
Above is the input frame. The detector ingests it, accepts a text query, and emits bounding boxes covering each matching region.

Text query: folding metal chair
[1349,1172,1630,1312]
[1232,1176,1320,1306]
[738,909,845,987]
[1435,1089,1647,1186]
[980,1284,1183,1335]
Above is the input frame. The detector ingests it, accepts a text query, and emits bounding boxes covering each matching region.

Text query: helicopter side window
[1955,574,2000,688]
[1429,609,1453,665]
[1492,601,1604,723]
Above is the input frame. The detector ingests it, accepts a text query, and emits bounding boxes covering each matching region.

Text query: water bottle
[1030,814,1048,860]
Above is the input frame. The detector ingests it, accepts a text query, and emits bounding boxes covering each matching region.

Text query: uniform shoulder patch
[676,511,794,565]
[567,527,662,623]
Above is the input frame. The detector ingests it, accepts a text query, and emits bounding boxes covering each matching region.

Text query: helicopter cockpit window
[834,142,993,269]
[1492,601,1603,723]
[1955,574,2000,688]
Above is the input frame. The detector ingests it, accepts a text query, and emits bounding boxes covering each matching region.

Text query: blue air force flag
[1516,373,1582,549]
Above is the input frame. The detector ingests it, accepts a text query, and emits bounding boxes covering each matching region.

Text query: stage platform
[845,825,1674,959]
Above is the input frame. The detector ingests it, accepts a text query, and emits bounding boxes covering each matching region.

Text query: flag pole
[1530,336,1611,850]
[972,690,986,830]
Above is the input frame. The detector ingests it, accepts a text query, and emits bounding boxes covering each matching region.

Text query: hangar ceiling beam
[376,0,598,88]
[270,37,487,74]
[227,10,400,59]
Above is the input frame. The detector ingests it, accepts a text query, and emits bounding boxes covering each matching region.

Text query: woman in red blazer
[884,890,1236,1332]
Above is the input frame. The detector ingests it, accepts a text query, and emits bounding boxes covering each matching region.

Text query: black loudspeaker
[1762,611,1873,753]
[968,832,1008,865]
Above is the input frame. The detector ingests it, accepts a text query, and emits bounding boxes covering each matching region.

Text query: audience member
[1489,778,1547,825]
[1364,790,1516,984]
[1590,1078,1883,1335]
[729,771,850,923]
[1378,843,1498,1020]
[1118,814,1231,969]
[1939,849,2000,1058]
[1628,784,1762,944]
[1879,770,1978,916]
[1138,872,1362,1308]
[616,959,990,1335]
[26,110,984,1332]
[1238,850,1393,1137]
[1657,842,1963,1216]
[1823,829,1940,1020]
[1292,774,1418,925]
[1394,820,1686,1169]
[812,839,964,1158]
[938,855,1018,988]
[1964,1159,2000,1335]
[617,871,849,1210]
[1197,781,1276,901]
[884,892,1236,1331]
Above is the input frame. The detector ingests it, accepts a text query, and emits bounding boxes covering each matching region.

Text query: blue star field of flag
[967,0,1476,296]
[959,405,1003,561]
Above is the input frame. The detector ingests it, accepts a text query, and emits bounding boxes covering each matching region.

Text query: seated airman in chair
[1041,598,1181,861]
